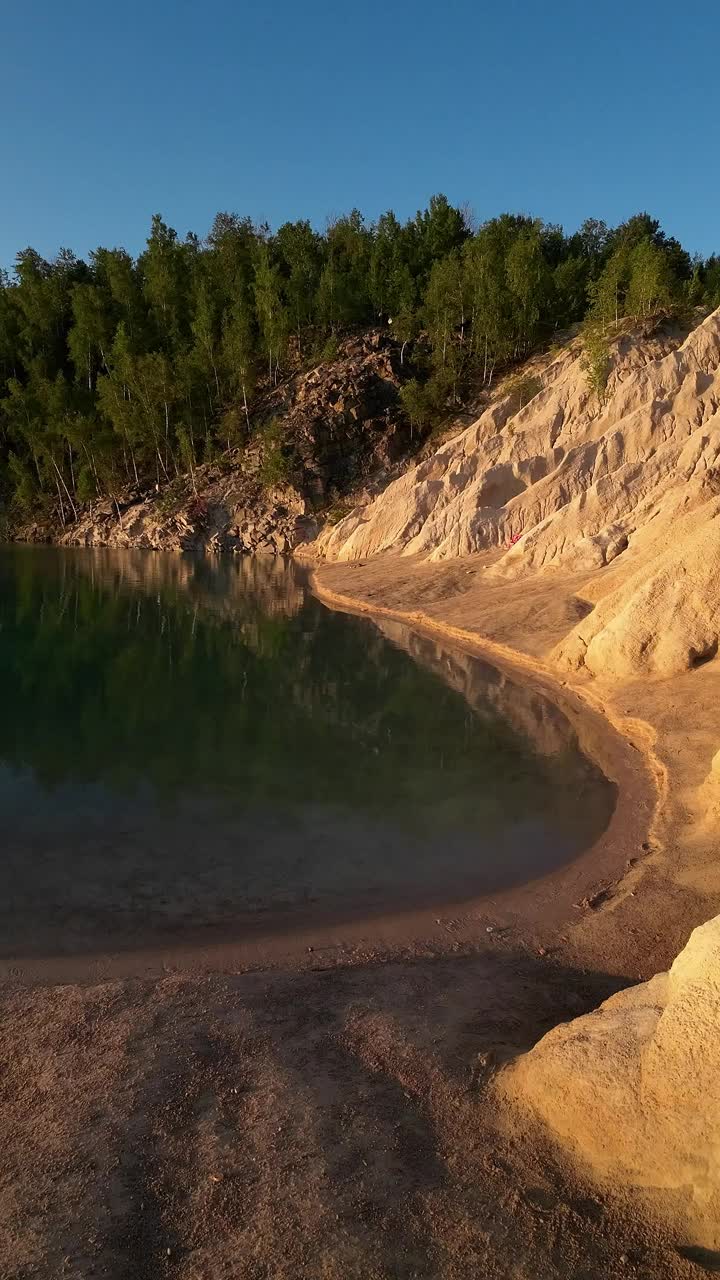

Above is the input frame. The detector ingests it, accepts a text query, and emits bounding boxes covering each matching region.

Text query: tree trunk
[54,475,66,527]
[52,457,77,522]
[164,401,171,472]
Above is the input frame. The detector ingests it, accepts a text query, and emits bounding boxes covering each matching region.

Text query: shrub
[582,327,612,405]
[400,370,452,433]
[258,418,293,488]
[504,373,543,414]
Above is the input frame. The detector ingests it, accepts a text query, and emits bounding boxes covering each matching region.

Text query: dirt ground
[0,944,705,1280]
[3,554,720,1278]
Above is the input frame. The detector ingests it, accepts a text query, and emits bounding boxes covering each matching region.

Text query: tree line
[1,196,718,524]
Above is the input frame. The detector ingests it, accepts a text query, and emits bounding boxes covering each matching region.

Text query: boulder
[501,915,720,1250]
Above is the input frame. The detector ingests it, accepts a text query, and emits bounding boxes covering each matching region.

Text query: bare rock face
[21,331,413,557]
[318,310,720,679]
[57,479,317,556]
[500,915,720,1250]
[271,331,409,500]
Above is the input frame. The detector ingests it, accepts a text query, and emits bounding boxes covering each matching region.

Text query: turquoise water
[0,547,614,956]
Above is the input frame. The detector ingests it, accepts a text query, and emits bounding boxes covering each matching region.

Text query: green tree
[140,214,190,349]
[414,194,468,283]
[190,272,223,402]
[505,225,549,356]
[0,199,710,530]
[97,325,178,486]
[702,256,720,309]
[253,243,288,382]
[587,246,630,330]
[317,211,372,333]
[68,283,115,390]
[424,252,467,376]
[552,256,589,327]
[222,296,257,429]
[625,239,677,318]
[275,220,322,352]
[463,220,515,383]
[582,326,612,404]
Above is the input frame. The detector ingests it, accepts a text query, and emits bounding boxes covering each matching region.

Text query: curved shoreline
[2,546,711,989]
[2,550,714,1276]
[0,546,659,994]
[311,569,667,816]
[1,555,659,988]
[311,572,661,925]
[310,555,720,983]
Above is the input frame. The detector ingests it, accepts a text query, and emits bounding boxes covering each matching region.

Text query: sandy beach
[2,558,716,1279]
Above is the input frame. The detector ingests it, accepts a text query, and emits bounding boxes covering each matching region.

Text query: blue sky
[1,0,717,269]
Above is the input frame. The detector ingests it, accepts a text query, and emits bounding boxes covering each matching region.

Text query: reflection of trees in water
[10,545,307,629]
[0,547,613,841]
[377,621,584,757]
[376,620,616,829]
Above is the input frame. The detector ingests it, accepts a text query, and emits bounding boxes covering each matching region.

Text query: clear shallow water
[0,546,615,956]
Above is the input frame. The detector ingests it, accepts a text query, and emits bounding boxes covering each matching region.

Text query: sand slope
[318,310,720,679]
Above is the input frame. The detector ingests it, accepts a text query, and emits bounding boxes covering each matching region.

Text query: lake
[0,546,615,959]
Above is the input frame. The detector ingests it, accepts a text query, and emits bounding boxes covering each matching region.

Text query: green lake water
[0,546,615,957]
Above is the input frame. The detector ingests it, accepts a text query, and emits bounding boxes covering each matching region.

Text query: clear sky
[2,0,717,270]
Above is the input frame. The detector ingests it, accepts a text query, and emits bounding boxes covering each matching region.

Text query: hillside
[310,304,720,1254]
[317,307,720,681]
[14,303,720,692]
[3,202,719,551]
[13,331,430,553]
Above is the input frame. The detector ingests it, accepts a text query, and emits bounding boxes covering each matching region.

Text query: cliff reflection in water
[0,547,615,955]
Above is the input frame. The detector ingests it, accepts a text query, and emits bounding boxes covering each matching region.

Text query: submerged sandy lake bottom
[0,546,615,958]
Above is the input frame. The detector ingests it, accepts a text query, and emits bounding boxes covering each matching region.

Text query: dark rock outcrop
[14,331,418,555]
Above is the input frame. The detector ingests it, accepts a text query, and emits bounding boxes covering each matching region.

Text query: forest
[1,196,719,527]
